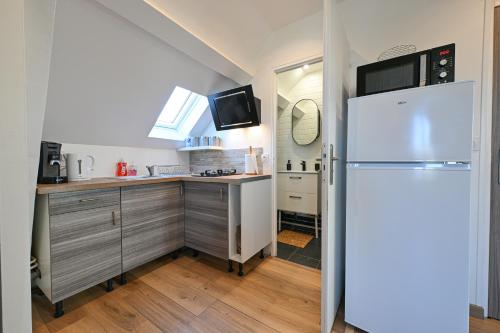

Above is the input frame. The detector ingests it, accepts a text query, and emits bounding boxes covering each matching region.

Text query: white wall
[338,0,488,310]
[277,68,323,171]
[0,0,54,331]
[43,0,237,150]
[203,11,324,155]
[26,0,57,243]
[61,143,189,177]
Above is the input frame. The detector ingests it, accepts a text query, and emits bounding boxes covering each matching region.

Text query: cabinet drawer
[121,182,183,228]
[278,191,318,215]
[184,182,228,215]
[49,188,120,216]
[278,173,318,194]
[50,205,121,302]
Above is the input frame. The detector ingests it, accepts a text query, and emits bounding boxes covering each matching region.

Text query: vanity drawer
[49,188,120,216]
[278,191,318,215]
[278,173,318,194]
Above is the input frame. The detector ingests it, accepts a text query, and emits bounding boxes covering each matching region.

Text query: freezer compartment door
[347,82,473,162]
[345,166,470,333]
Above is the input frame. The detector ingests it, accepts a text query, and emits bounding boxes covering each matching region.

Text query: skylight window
[149,86,209,141]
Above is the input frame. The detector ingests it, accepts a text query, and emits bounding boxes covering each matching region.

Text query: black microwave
[356,43,455,97]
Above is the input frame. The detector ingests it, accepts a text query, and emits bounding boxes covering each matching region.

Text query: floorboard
[32,251,500,333]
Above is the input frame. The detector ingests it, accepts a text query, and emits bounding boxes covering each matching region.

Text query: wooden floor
[32,251,500,333]
[32,252,321,333]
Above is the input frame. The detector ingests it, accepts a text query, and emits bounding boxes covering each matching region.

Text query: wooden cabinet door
[184,182,228,259]
[49,189,121,302]
[121,182,184,271]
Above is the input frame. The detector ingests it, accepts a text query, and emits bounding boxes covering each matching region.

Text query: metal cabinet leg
[106,279,113,292]
[54,301,64,318]
[238,263,244,277]
[120,273,127,285]
[278,210,282,232]
[315,215,318,239]
[260,249,265,259]
[228,259,234,272]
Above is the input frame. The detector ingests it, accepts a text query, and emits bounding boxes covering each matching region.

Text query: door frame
[270,54,323,257]
[269,53,323,327]
[489,3,500,320]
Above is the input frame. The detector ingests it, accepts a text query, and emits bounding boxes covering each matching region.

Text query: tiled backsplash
[190,148,264,174]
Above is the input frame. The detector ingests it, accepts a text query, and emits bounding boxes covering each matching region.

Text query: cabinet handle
[289,176,302,180]
[112,211,117,225]
[79,198,98,203]
[220,188,223,201]
[180,184,184,197]
[289,195,302,199]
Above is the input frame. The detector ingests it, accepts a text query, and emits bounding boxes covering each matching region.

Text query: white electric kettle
[65,153,95,181]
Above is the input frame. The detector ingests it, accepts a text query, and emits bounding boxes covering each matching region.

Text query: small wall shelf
[177,146,224,152]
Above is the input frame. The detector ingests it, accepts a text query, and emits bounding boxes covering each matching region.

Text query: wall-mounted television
[208,85,261,131]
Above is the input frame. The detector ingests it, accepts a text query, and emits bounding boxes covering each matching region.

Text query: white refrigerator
[345,81,473,333]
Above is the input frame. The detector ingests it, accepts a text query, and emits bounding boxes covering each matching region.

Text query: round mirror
[291,99,320,145]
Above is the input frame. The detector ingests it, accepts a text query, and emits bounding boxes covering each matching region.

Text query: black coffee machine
[38,141,68,184]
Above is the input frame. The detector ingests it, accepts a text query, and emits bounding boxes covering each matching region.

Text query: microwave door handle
[419,53,428,87]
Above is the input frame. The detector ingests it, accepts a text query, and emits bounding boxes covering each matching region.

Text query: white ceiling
[145,0,322,74]
[250,0,323,30]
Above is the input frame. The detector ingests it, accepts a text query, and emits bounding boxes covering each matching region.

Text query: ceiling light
[303,64,310,70]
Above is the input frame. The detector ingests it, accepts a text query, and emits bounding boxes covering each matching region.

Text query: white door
[321,0,349,331]
[345,164,470,333]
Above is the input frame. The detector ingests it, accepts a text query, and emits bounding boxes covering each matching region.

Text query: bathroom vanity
[277,171,321,238]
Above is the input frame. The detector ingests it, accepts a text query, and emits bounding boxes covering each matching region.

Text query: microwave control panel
[429,44,455,85]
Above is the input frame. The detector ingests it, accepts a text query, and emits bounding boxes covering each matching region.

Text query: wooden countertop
[37,174,272,194]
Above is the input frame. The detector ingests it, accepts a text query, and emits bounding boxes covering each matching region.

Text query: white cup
[65,153,95,181]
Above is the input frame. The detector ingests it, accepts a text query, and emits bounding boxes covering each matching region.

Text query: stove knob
[439,59,448,66]
[439,71,448,79]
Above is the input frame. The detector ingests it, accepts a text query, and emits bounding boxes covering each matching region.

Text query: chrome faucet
[146,165,159,177]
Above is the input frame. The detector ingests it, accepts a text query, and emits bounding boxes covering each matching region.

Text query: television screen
[214,92,252,127]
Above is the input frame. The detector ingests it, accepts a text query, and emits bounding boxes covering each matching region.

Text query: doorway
[275,60,323,269]
[489,5,500,320]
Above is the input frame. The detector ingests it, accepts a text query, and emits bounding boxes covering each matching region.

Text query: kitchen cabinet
[33,188,122,317]
[121,182,184,272]
[184,179,272,277]
[184,182,229,260]
[33,175,272,317]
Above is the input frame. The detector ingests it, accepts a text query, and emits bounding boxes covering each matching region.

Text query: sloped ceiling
[278,61,323,96]
[146,0,323,74]
[42,0,237,149]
